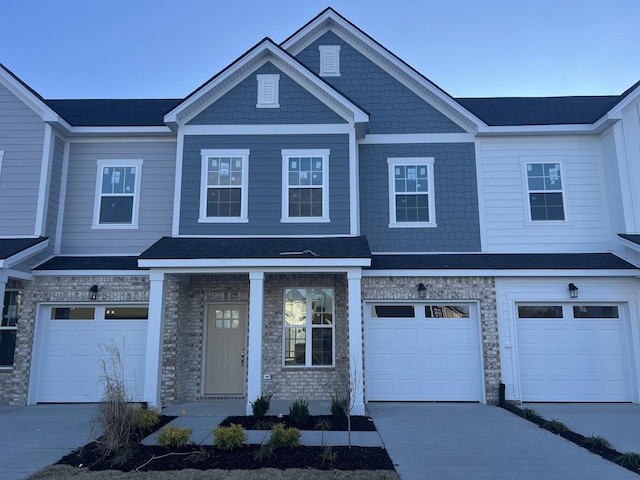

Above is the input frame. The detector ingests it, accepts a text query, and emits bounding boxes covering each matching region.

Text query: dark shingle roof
[35,256,142,270]
[44,99,182,126]
[369,253,637,270]
[140,236,371,260]
[456,96,620,126]
[0,237,48,260]
[619,234,640,246]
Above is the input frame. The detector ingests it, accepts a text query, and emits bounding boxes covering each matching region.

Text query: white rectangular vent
[320,45,340,77]
[257,74,280,108]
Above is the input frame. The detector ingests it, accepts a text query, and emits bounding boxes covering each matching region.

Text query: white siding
[60,141,176,255]
[477,136,610,252]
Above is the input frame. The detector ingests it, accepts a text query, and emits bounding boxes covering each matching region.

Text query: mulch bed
[219,414,377,431]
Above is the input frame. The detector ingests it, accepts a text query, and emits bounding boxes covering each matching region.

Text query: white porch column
[246,271,264,414]
[144,270,166,408]
[347,269,364,415]
[0,272,7,308]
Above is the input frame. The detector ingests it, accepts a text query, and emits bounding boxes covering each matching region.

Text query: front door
[204,304,247,395]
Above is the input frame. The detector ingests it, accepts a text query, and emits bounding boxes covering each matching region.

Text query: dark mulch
[219,414,376,431]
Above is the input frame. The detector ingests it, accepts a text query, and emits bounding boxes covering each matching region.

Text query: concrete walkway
[367,402,638,480]
[0,404,96,480]
[524,402,640,454]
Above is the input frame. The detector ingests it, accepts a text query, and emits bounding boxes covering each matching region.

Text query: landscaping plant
[157,426,193,447]
[131,406,160,432]
[267,423,301,449]
[213,423,247,450]
[288,397,309,425]
[251,393,273,418]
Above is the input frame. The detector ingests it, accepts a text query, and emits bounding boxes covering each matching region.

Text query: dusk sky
[2,0,639,100]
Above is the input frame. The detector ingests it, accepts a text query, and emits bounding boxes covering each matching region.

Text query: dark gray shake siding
[359,143,481,252]
[180,134,351,236]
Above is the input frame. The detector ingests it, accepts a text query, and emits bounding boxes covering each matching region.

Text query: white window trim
[0,150,4,176]
[319,45,341,77]
[256,74,280,108]
[387,157,436,228]
[523,160,568,224]
[92,159,143,230]
[282,287,335,368]
[281,149,330,223]
[199,149,250,223]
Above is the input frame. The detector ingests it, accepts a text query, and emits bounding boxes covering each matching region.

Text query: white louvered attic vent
[257,74,280,108]
[320,45,340,77]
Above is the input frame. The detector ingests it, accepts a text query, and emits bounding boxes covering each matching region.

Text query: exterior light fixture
[417,282,426,298]
[89,285,99,301]
[568,283,578,299]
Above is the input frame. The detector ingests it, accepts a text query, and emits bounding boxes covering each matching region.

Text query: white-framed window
[1,290,20,367]
[283,288,334,367]
[92,159,143,229]
[199,149,249,223]
[387,157,435,228]
[256,74,280,108]
[281,149,330,222]
[319,45,340,77]
[525,162,565,221]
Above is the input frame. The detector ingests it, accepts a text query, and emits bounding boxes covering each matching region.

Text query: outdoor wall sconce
[89,285,99,301]
[417,282,426,298]
[568,283,579,299]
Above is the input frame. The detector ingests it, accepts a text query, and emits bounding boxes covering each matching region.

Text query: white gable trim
[34,125,55,237]
[0,239,49,269]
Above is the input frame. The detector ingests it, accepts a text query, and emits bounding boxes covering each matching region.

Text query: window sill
[91,224,139,230]
[524,220,571,227]
[256,103,280,108]
[281,217,330,223]
[388,222,437,229]
[198,217,249,223]
[282,365,335,369]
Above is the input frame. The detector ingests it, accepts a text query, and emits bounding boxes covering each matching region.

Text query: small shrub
[330,394,349,423]
[268,423,301,449]
[157,426,192,447]
[213,423,247,451]
[131,406,160,431]
[288,397,309,425]
[254,419,275,430]
[543,419,569,434]
[520,407,542,422]
[109,445,134,467]
[320,445,338,464]
[315,419,332,431]
[617,452,640,469]
[583,435,612,451]
[251,393,273,418]
[187,446,213,463]
[253,443,276,461]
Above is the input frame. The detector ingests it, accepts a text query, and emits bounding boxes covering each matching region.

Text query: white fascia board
[138,258,371,269]
[360,133,476,144]
[477,124,597,136]
[32,269,148,277]
[66,126,174,136]
[182,124,353,136]
[0,239,49,269]
[139,266,363,275]
[362,268,640,278]
[605,83,640,119]
[4,268,33,281]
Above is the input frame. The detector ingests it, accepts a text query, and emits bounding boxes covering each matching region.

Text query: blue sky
[2,0,639,99]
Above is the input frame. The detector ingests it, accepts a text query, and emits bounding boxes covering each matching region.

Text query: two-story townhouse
[2,8,639,413]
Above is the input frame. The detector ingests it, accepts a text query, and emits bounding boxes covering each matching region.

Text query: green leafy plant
[131,406,160,432]
[268,423,301,449]
[583,435,612,451]
[251,393,273,418]
[288,397,309,425]
[157,426,192,447]
[187,446,213,463]
[315,419,332,431]
[543,419,569,434]
[253,443,277,461]
[330,394,349,424]
[320,445,338,464]
[616,452,640,469]
[109,445,134,468]
[212,423,247,451]
[520,407,542,422]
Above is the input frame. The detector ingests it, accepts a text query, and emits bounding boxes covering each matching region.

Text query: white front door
[204,304,247,395]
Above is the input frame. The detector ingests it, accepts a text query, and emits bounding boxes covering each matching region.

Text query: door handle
[241,348,245,367]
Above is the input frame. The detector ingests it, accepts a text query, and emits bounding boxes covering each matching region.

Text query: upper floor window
[199,149,249,223]
[526,162,565,221]
[387,157,435,228]
[256,74,280,108]
[281,149,330,222]
[1,290,21,367]
[319,45,340,77]
[93,159,143,229]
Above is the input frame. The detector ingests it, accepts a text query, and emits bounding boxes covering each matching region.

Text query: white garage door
[365,303,482,401]
[517,304,631,402]
[36,305,148,403]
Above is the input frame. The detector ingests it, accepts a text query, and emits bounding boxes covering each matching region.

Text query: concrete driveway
[0,404,96,480]
[368,402,638,480]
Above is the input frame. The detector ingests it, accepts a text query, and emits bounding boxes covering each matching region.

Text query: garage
[516,304,631,402]
[365,302,483,401]
[35,305,148,403]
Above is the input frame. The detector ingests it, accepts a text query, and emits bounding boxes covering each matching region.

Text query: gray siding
[189,62,346,125]
[60,141,176,255]
[295,31,465,135]
[45,135,65,251]
[359,143,481,252]
[180,134,350,236]
[0,83,45,235]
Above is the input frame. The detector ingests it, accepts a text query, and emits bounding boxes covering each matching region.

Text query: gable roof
[45,99,181,126]
[0,237,48,260]
[35,256,143,271]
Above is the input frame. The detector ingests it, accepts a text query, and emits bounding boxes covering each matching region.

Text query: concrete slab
[523,403,640,453]
[0,404,96,480]
[368,402,638,480]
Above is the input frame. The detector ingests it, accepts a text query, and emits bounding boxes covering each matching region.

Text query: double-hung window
[526,162,565,221]
[1,290,20,367]
[282,149,329,222]
[93,159,143,228]
[284,288,334,367]
[199,150,249,222]
[388,157,435,227]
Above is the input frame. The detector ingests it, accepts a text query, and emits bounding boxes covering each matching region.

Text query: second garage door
[365,303,482,401]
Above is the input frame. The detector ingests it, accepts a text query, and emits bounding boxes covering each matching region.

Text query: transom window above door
[199,149,249,222]
[387,157,435,228]
[93,159,143,228]
[281,149,330,222]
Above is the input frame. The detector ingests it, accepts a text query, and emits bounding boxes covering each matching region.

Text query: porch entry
[204,303,247,395]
